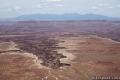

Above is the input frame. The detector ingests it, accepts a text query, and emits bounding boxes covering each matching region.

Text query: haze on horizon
[0,0,120,19]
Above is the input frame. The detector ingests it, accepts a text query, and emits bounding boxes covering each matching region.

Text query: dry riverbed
[0,35,120,80]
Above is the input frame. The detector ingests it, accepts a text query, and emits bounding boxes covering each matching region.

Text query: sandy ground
[0,41,19,51]
[0,35,120,80]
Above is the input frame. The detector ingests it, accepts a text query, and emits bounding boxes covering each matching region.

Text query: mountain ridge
[1,14,120,21]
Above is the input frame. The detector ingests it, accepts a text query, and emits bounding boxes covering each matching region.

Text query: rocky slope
[0,35,120,80]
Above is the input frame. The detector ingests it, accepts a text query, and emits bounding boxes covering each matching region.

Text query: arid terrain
[0,20,120,80]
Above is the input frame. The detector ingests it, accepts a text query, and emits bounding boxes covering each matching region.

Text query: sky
[0,0,120,18]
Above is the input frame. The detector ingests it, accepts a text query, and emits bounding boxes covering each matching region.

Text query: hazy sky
[0,0,120,18]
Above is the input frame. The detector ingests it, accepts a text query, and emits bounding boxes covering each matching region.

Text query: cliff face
[0,35,120,80]
[0,21,120,80]
[13,37,70,69]
[0,37,70,69]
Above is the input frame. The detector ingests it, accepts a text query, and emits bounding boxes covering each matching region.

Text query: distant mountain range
[2,14,120,21]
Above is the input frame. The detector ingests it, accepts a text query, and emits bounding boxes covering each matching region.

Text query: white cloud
[46,0,63,2]
[98,3,111,7]
[91,6,100,10]
[33,2,64,9]
[34,5,42,9]
[7,8,12,11]
[117,5,120,8]
[33,3,49,9]
[107,6,113,9]
[14,6,22,10]
[31,0,64,9]
[56,4,64,7]
[91,3,114,10]
[6,6,22,12]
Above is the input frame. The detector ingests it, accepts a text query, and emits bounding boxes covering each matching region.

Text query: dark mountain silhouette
[14,14,120,20]
[0,14,119,21]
